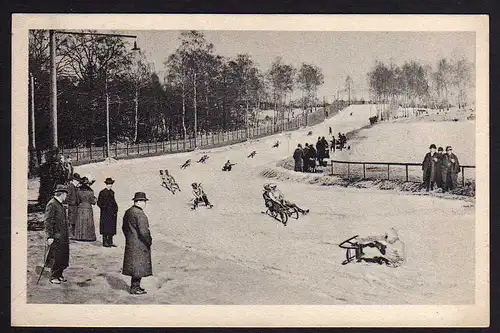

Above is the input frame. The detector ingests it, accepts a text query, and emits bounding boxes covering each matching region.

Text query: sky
[116,30,475,102]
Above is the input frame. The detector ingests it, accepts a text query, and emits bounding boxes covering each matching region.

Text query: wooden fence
[329,159,475,186]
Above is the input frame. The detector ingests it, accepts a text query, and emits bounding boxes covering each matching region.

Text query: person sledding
[197,154,209,163]
[268,183,309,215]
[340,228,405,267]
[191,183,213,210]
[247,151,256,158]
[160,169,181,194]
[222,160,237,171]
[180,159,191,169]
[272,141,280,148]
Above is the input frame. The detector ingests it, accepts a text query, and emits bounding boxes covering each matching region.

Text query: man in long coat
[122,192,152,295]
[302,144,310,172]
[422,144,437,191]
[434,147,444,189]
[97,177,119,247]
[44,184,70,284]
[441,146,461,192]
[66,173,81,239]
[293,144,303,172]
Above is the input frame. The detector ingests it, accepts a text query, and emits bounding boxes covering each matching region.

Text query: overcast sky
[117,30,475,101]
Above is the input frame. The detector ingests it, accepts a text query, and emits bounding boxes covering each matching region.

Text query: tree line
[367,57,474,117]
[29,30,325,151]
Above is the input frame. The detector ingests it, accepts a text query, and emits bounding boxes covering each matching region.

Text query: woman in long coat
[122,192,152,294]
[74,176,97,241]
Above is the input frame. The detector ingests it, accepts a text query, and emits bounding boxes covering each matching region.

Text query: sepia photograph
[11,14,489,327]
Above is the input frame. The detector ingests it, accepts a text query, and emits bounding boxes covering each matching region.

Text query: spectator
[321,136,329,163]
[66,173,81,239]
[44,184,70,284]
[422,144,437,191]
[97,177,119,247]
[434,147,444,189]
[441,146,461,192]
[293,144,304,172]
[122,192,153,295]
[329,126,332,135]
[74,176,97,241]
[330,136,336,153]
[302,144,310,172]
[308,143,317,172]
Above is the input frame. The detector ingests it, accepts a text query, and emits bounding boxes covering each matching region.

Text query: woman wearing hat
[422,144,437,191]
[74,175,97,241]
[122,192,153,295]
[97,178,119,247]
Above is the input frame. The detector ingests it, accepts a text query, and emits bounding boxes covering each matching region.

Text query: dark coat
[66,182,80,226]
[75,185,97,241]
[44,197,70,269]
[97,188,119,235]
[422,152,437,182]
[293,147,303,171]
[441,153,460,173]
[122,205,153,278]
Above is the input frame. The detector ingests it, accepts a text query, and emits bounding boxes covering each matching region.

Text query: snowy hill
[27,104,475,305]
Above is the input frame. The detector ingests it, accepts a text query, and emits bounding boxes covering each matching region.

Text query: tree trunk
[181,79,187,141]
[133,88,139,143]
[193,72,197,145]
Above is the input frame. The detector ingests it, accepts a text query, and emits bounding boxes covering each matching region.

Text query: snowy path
[28,105,475,304]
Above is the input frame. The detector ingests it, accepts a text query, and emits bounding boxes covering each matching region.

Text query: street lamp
[48,30,140,156]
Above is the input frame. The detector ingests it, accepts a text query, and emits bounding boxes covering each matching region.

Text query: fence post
[347,163,350,179]
[90,145,93,160]
[462,166,465,186]
[405,165,409,182]
[115,142,118,158]
[162,140,165,152]
[363,163,366,180]
[102,145,105,158]
[330,161,334,175]
[126,143,129,156]
[387,164,390,180]
[137,143,140,155]
[212,133,214,145]
[76,147,79,161]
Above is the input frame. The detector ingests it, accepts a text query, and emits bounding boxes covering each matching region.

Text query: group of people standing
[422,144,461,192]
[37,150,74,208]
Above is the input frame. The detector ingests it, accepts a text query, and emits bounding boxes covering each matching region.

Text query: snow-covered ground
[27,104,475,304]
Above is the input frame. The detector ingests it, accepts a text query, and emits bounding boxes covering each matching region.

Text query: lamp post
[48,30,140,153]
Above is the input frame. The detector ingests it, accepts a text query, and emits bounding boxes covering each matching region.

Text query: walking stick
[36,241,49,285]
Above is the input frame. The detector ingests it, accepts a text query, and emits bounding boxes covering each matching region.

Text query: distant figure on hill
[272,141,280,148]
[181,159,191,169]
[422,144,437,191]
[330,136,336,153]
[441,146,461,192]
[197,155,209,163]
[248,151,256,158]
[222,160,236,171]
[329,126,332,135]
[307,131,313,136]
[293,144,303,172]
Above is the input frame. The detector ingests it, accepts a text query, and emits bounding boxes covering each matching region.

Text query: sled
[262,199,300,226]
[338,235,360,265]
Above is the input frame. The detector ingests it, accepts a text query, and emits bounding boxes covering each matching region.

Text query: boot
[103,235,109,247]
[109,235,117,247]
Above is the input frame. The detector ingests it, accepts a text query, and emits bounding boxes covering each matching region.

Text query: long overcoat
[293,147,303,171]
[122,205,153,278]
[44,197,70,269]
[66,182,80,227]
[97,188,118,235]
[74,185,97,241]
[422,152,437,182]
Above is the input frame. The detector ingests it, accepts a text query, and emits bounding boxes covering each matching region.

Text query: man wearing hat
[422,144,438,191]
[67,173,81,239]
[97,178,119,247]
[441,146,461,192]
[122,192,153,295]
[44,184,70,284]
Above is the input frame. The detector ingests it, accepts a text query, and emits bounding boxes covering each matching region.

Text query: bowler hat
[104,177,115,184]
[54,184,68,194]
[72,173,81,181]
[429,144,437,149]
[132,192,149,201]
[445,145,453,151]
[438,147,444,151]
